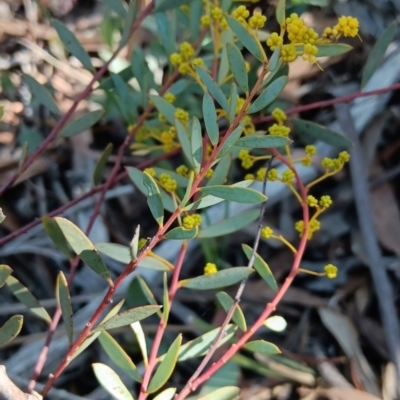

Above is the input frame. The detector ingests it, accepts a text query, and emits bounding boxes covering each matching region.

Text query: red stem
[138,242,187,400]
[176,148,310,399]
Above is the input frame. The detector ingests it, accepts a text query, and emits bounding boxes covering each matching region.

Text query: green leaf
[194,66,230,114]
[218,41,230,85]
[156,0,196,12]
[236,135,290,148]
[248,76,287,114]
[0,315,23,346]
[361,21,396,89]
[102,0,127,18]
[72,332,101,360]
[148,335,182,393]
[226,16,265,61]
[6,276,51,323]
[244,340,281,354]
[164,226,198,240]
[203,93,219,146]
[268,47,281,72]
[55,217,112,284]
[191,117,203,173]
[216,292,247,331]
[120,0,138,47]
[276,0,286,24]
[56,272,73,345]
[59,110,104,138]
[19,143,28,172]
[208,154,231,186]
[198,209,259,238]
[181,171,194,207]
[129,225,140,261]
[23,74,60,115]
[218,122,245,159]
[0,264,12,288]
[190,0,202,41]
[175,119,193,168]
[162,272,169,322]
[156,10,176,55]
[127,167,175,213]
[183,180,252,211]
[53,20,93,71]
[0,207,5,224]
[226,43,249,93]
[199,185,266,204]
[101,299,125,325]
[197,386,240,400]
[94,305,161,332]
[143,172,164,226]
[228,83,238,123]
[292,118,352,148]
[93,143,113,185]
[96,242,174,271]
[93,363,134,400]
[242,244,278,291]
[177,325,237,361]
[153,388,177,400]
[98,331,142,382]
[42,216,72,259]
[314,43,353,57]
[179,267,253,290]
[150,95,177,125]
[130,322,148,366]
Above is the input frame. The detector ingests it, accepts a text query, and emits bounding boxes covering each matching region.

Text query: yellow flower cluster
[295,219,321,240]
[170,42,204,76]
[204,262,218,275]
[266,13,359,65]
[238,149,254,169]
[164,93,176,104]
[176,164,189,177]
[183,214,202,229]
[301,144,317,166]
[205,168,214,179]
[261,226,273,239]
[324,264,338,279]
[232,5,249,25]
[144,168,156,178]
[281,169,295,183]
[268,168,278,181]
[159,173,177,192]
[175,108,189,125]
[243,115,255,136]
[201,3,228,31]
[319,195,332,208]
[306,195,318,207]
[321,151,350,170]
[269,124,291,137]
[248,11,267,29]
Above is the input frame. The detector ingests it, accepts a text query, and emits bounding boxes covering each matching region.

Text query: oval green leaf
[236,135,290,149]
[226,43,249,93]
[218,122,245,159]
[6,276,51,323]
[23,75,60,115]
[314,43,353,57]
[143,172,164,226]
[150,95,177,125]
[208,154,231,186]
[228,82,238,123]
[120,0,138,47]
[92,363,134,400]
[130,321,148,366]
[93,143,113,185]
[42,216,72,259]
[276,0,286,24]
[361,21,396,89]
[175,119,194,168]
[103,0,127,17]
[199,185,266,204]
[94,305,161,332]
[292,118,352,148]
[98,331,142,382]
[216,292,247,331]
[156,0,196,11]
[148,335,182,393]
[244,340,281,355]
[126,167,175,212]
[268,47,281,72]
[0,264,12,288]
[53,20,93,71]
[72,332,100,360]
[177,325,237,361]
[95,242,174,271]
[203,93,219,146]
[101,299,125,325]
[226,16,265,61]
[0,315,23,346]
[59,110,103,138]
[181,170,194,207]
[191,117,203,173]
[56,272,73,345]
[198,209,259,238]
[248,76,287,114]
[164,226,198,240]
[179,267,253,290]
[194,66,230,114]
[55,217,112,284]
[153,388,177,400]
[242,244,278,291]
[198,386,240,400]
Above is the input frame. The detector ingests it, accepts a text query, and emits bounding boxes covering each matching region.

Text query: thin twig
[335,104,400,395]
